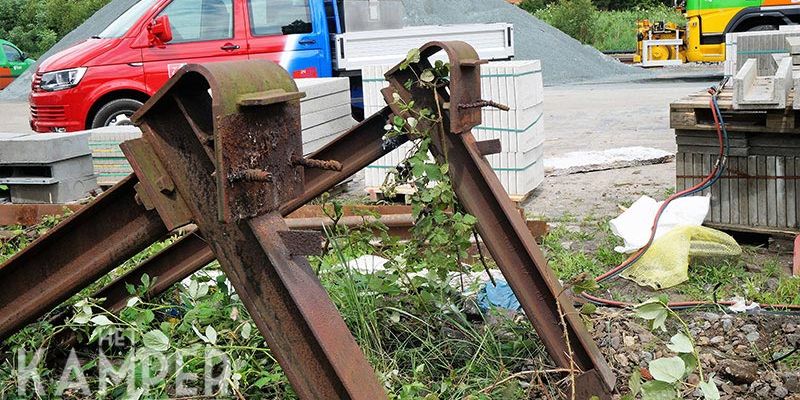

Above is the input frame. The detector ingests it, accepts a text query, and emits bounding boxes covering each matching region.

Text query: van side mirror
[148,15,173,47]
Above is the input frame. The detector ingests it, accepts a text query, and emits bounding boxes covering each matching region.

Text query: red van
[30,0,333,132]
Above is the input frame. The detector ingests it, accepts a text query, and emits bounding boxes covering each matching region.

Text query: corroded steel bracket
[0,43,614,399]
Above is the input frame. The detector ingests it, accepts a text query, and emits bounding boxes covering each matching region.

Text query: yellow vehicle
[635,0,800,66]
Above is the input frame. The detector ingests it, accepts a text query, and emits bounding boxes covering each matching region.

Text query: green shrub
[518,0,557,13]
[531,3,685,51]
[0,0,111,58]
[535,0,599,45]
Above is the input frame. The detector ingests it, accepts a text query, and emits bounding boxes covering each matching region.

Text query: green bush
[532,3,685,52]
[0,0,110,58]
[593,5,685,51]
[535,0,599,45]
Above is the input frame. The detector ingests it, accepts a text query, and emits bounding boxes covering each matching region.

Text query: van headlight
[39,67,88,91]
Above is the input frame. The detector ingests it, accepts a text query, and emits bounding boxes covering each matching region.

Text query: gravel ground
[592,309,800,399]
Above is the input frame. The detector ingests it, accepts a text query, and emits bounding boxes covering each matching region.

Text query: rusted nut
[291,155,343,172]
[458,100,510,111]
[155,175,175,194]
[228,169,273,183]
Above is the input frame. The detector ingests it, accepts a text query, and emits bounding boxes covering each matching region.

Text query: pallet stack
[671,90,800,234]
[0,132,98,204]
[362,61,545,199]
[87,78,357,186]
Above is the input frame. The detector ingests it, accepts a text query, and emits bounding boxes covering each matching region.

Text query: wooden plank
[788,157,797,229]
[676,152,685,193]
[758,156,768,226]
[721,156,730,225]
[730,157,740,225]
[749,156,759,226]
[767,156,777,227]
[738,157,750,227]
[777,156,787,228]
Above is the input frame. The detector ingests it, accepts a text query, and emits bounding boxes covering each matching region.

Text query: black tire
[90,98,143,129]
[747,24,778,32]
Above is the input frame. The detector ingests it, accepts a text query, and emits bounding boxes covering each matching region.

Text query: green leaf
[142,330,170,352]
[628,369,642,395]
[420,69,435,83]
[648,356,685,383]
[641,380,677,400]
[679,353,697,375]
[241,322,252,340]
[205,325,217,345]
[699,375,720,400]
[90,315,114,326]
[666,333,694,353]
[126,297,140,308]
[405,48,420,64]
[635,301,666,320]
[580,303,597,315]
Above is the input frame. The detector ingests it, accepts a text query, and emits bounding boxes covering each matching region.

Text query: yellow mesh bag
[621,225,741,290]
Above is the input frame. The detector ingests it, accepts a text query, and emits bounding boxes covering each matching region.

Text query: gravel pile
[0,0,138,101]
[401,0,648,85]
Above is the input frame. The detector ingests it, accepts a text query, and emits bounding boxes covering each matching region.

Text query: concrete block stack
[0,132,98,203]
[725,29,800,79]
[86,78,357,186]
[296,78,358,155]
[362,61,546,198]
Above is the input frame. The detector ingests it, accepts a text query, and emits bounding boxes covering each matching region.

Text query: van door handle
[298,39,316,45]
[221,44,240,51]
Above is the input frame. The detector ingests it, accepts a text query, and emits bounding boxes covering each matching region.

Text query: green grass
[592,6,686,51]
[532,4,686,52]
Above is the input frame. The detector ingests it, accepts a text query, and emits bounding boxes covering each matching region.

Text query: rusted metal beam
[132,60,387,399]
[382,41,615,398]
[0,204,84,226]
[0,175,167,340]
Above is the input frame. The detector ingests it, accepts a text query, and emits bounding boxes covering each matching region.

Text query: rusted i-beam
[381,41,615,398]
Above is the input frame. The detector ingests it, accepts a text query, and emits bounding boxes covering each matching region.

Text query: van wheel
[91,98,143,129]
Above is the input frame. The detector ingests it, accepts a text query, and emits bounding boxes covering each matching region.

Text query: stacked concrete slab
[362,61,545,198]
[732,56,792,110]
[0,132,97,203]
[87,78,357,186]
[296,78,358,155]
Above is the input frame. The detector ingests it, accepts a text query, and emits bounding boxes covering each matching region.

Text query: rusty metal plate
[121,138,193,231]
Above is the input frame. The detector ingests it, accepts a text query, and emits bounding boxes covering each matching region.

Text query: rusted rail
[0,42,613,399]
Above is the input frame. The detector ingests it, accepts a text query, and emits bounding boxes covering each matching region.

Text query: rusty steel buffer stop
[0,41,615,399]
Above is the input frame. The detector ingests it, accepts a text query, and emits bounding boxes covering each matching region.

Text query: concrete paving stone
[296,78,350,100]
[0,132,34,140]
[787,36,800,55]
[0,155,94,184]
[0,131,91,164]
[301,104,353,130]
[300,93,352,115]
[9,174,98,204]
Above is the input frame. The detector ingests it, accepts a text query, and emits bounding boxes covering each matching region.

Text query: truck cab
[30,0,333,132]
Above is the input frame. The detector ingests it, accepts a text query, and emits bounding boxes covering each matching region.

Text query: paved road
[0,100,31,133]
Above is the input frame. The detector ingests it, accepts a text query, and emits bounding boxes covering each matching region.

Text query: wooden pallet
[366,185,534,204]
[670,90,800,134]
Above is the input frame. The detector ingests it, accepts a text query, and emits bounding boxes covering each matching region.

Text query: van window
[99,0,158,39]
[3,45,22,62]
[159,0,234,43]
[247,0,313,36]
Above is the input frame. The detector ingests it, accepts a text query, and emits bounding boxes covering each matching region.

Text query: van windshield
[97,0,158,39]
